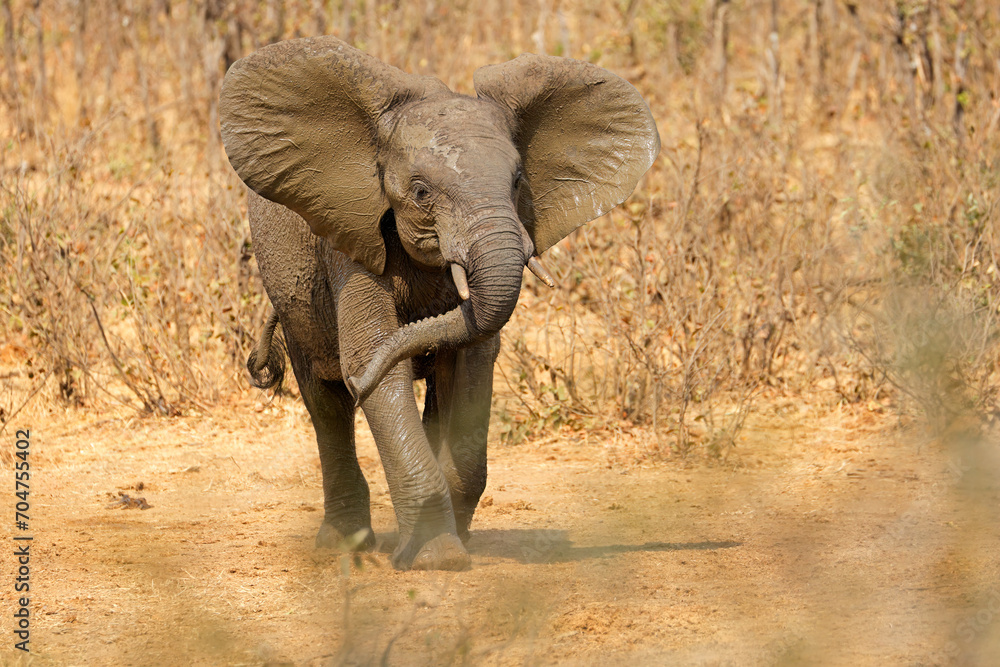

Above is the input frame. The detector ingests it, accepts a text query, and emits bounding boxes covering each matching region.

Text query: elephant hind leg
[422,373,442,457]
[310,379,375,551]
[286,338,374,551]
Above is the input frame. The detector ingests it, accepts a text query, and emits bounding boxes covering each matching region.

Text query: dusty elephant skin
[219,36,659,571]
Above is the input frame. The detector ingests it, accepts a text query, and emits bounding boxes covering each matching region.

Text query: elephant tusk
[450,263,471,300]
[527,256,556,288]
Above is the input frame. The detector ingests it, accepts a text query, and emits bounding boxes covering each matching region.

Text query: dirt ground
[2,392,1000,666]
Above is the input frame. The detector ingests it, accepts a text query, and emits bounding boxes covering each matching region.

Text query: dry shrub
[0,0,997,451]
[0,3,270,415]
[847,137,1000,437]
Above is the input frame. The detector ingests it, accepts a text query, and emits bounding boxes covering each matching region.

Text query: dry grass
[1,0,998,454]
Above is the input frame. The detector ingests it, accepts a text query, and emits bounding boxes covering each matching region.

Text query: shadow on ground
[467,528,742,563]
[361,529,740,564]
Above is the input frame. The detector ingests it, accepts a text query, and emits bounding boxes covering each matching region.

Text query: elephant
[219,36,659,571]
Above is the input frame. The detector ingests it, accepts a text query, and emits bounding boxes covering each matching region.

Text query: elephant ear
[220,36,448,275]
[474,55,660,255]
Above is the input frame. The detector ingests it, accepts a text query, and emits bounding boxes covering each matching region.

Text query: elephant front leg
[425,335,500,542]
[362,360,470,570]
[339,274,469,571]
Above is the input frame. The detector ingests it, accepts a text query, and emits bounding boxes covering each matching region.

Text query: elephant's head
[220,37,659,401]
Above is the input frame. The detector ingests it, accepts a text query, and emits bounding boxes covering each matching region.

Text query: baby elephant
[220,36,658,570]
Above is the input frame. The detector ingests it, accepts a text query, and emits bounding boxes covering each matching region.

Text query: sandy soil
[2,394,999,666]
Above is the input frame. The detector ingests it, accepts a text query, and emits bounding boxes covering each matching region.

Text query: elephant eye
[513,170,523,190]
[411,181,432,205]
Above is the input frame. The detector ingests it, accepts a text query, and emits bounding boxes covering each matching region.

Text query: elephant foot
[452,495,487,543]
[315,521,375,551]
[453,511,473,543]
[392,532,470,571]
[454,506,477,543]
[411,534,470,571]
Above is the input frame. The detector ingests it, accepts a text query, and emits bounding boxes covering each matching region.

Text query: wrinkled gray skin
[220,36,659,570]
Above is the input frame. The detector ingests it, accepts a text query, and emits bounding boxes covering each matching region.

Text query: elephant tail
[246,310,286,391]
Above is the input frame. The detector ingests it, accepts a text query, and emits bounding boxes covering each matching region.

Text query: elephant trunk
[465,222,525,335]
[346,216,525,403]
